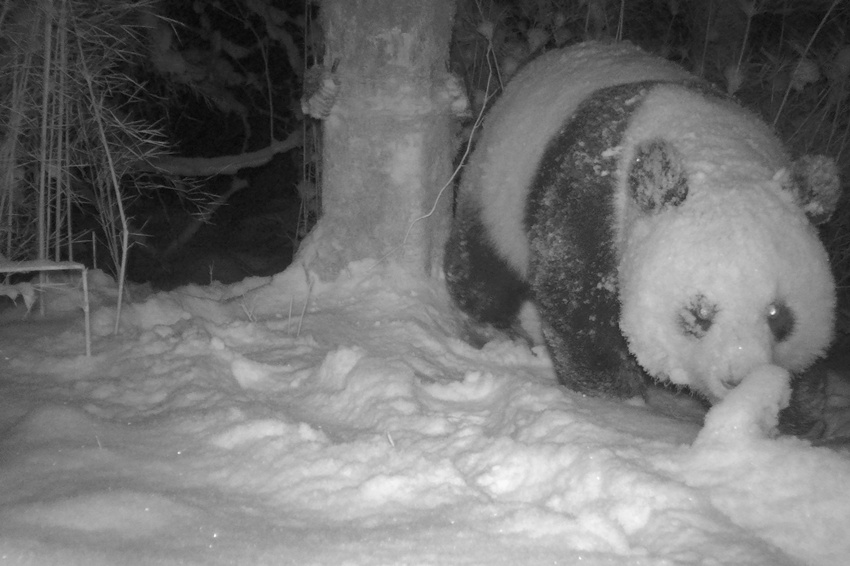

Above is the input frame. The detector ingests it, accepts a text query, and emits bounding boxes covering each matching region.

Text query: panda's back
[463,42,694,274]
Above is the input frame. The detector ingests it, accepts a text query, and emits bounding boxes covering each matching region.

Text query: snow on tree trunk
[299,0,457,280]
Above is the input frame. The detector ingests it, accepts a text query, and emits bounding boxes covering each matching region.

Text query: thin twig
[377,40,496,267]
[773,0,842,127]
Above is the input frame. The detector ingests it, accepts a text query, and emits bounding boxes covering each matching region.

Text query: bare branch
[145,130,302,176]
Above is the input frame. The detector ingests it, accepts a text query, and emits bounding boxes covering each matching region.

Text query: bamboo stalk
[81,266,91,356]
[65,125,73,262]
[53,0,69,262]
[76,31,130,334]
[36,3,55,317]
[37,1,53,263]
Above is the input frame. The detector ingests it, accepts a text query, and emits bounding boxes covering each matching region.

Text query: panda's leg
[526,192,646,398]
[444,203,528,330]
[778,365,829,437]
[525,170,646,398]
[531,263,647,399]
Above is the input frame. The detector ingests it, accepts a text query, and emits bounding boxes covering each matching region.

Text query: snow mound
[0,262,848,565]
[696,364,791,444]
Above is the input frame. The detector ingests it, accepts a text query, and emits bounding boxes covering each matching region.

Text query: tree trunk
[298,0,457,280]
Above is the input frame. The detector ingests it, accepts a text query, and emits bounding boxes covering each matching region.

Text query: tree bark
[298,0,457,280]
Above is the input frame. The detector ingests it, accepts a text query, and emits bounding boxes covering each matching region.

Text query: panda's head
[617,139,840,403]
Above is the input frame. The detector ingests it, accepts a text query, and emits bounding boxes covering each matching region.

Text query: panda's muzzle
[721,374,744,391]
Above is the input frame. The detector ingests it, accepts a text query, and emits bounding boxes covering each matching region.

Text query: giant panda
[444,42,841,424]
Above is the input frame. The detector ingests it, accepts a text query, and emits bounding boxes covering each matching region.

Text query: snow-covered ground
[1,262,849,565]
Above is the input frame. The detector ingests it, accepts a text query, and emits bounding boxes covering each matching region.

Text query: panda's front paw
[778,363,828,438]
[778,358,850,444]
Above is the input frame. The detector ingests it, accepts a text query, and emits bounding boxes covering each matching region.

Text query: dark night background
[17,0,844,337]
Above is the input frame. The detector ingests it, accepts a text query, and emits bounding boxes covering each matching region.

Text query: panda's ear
[783,155,842,225]
[628,139,689,213]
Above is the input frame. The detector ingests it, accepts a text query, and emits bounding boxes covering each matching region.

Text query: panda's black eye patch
[679,294,717,339]
[767,301,795,342]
